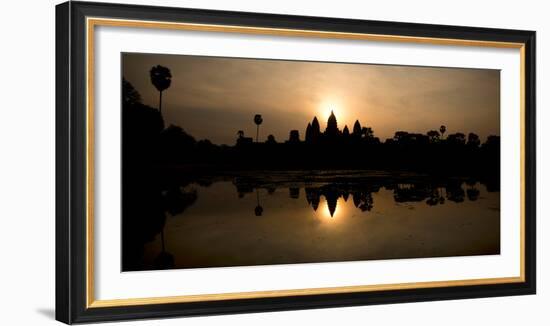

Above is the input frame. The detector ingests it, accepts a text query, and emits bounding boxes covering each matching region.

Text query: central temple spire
[325,110,339,137]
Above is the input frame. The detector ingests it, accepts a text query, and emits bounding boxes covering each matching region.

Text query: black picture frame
[56,1,536,324]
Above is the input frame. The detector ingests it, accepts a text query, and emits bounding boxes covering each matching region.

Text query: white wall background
[0,0,546,324]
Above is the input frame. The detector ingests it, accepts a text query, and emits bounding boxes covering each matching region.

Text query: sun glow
[317,197,349,222]
[318,99,350,130]
[321,106,338,122]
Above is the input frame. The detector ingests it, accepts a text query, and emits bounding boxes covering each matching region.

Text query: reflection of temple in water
[237,181,485,218]
[324,189,338,217]
[304,184,378,217]
[305,187,321,211]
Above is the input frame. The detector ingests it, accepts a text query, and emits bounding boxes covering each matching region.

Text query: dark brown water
[137,171,500,270]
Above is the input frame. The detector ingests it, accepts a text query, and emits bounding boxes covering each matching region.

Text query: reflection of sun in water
[318,197,348,222]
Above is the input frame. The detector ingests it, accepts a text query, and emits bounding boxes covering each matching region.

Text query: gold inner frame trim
[85,17,527,308]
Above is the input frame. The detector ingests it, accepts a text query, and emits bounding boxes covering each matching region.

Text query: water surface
[137,171,500,270]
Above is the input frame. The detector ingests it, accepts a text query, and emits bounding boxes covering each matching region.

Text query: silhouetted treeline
[122,78,194,271]
[151,113,499,178]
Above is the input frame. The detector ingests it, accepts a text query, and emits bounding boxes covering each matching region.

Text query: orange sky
[123,53,500,145]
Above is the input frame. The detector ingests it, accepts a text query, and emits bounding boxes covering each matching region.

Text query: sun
[320,102,343,123]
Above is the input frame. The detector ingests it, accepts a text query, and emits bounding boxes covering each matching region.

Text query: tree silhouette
[427,130,440,143]
[266,134,277,144]
[394,131,409,144]
[149,65,172,115]
[447,132,466,146]
[123,78,142,105]
[439,125,447,139]
[467,132,480,147]
[362,127,374,139]
[237,130,245,139]
[485,135,500,146]
[288,130,300,143]
[254,114,263,142]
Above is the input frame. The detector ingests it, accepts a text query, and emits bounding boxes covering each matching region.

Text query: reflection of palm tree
[254,189,263,216]
[254,114,263,142]
[154,227,174,269]
[149,65,172,115]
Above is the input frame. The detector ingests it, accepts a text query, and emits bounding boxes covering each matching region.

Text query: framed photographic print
[56,1,536,324]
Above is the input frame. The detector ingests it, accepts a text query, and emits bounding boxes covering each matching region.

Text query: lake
[132,170,500,270]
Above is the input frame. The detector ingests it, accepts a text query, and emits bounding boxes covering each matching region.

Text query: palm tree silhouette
[237,130,245,139]
[149,65,172,115]
[254,114,263,142]
[439,125,447,140]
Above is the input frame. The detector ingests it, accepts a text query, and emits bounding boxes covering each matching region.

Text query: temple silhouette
[280,110,381,146]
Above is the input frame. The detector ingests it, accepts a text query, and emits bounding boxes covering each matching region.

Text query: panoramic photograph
[121,53,501,272]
